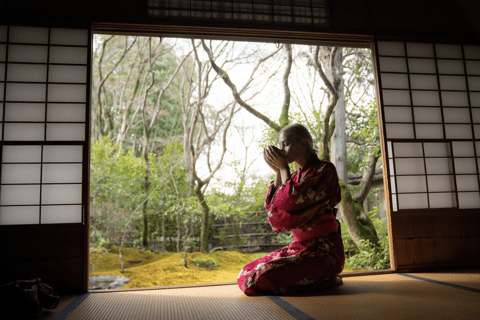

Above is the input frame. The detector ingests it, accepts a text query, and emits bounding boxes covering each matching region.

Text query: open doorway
[88,34,389,291]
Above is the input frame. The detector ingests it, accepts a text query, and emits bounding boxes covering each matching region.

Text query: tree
[204,43,381,250]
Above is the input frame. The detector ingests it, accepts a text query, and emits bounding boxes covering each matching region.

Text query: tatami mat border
[53,293,90,320]
[267,296,315,320]
[398,273,480,294]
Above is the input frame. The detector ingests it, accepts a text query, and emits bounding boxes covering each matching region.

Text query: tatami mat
[34,294,82,320]
[279,273,480,320]
[67,285,294,320]
[406,270,480,291]
[33,269,480,320]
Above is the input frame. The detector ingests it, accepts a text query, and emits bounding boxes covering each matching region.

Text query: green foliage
[346,239,390,270]
[344,201,390,270]
[192,256,219,268]
[89,239,109,276]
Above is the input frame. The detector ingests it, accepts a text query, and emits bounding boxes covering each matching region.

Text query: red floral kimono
[237,156,345,296]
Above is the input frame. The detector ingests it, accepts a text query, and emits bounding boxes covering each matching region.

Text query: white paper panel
[46,124,85,141]
[456,175,479,191]
[0,83,3,101]
[415,124,444,139]
[390,177,396,193]
[43,145,83,162]
[454,158,477,174]
[437,60,465,74]
[0,44,5,61]
[8,45,48,63]
[467,76,480,91]
[386,123,415,139]
[425,158,453,175]
[1,164,41,184]
[466,61,480,75]
[435,44,463,59]
[384,107,412,122]
[41,205,82,224]
[441,92,469,107]
[47,104,86,122]
[395,158,425,175]
[463,45,480,59]
[0,206,39,225]
[439,76,467,91]
[381,73,409,89]
[382,90,411,105]
[48,84,86,102]
[413,107,442,123]
[387,141,393,158]
[406,43,434,58]
[476,125,480,139]
[6,83,46,101]
[452,141,475,157]
[42,164,82,183]
[7,64,47,82]
[41,184,82,204]
[0,63,5,79]
[377,42,405,56]
[394,142,423,157]
[411,91,440,106]
[429,193,456,208]
[410,75,438,90]
[9,26,48,44]
[389,159,395,175]
[49,47,88,64]
[392,194,398,211]
[4,123,45,141]
[0,26,6,42]
[48,65,87,83]
[472,109,480,123]
[458,192,480,209]
[396,176,427,193]
[445,124,473,139]
[50,28,88,46]
[427,175,455,192]
[398,193,429,209]
[408,58,436,74]
[379,57,407,72]
[0,185,40,205]
[425,146,451,162]
[0,104,3,121]
[5,103,45,121]
[443,108,471,123]
[2,145,42,162]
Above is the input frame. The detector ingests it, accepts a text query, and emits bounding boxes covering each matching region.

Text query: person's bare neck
[296,152,312,172]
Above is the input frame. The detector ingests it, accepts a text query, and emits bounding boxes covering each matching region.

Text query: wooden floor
[34,268,480,320]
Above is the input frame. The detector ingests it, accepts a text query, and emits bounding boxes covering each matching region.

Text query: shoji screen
[0,25,91,293]
[376,40,480,270]
[147,0,330,27]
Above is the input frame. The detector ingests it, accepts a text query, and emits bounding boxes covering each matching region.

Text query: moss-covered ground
[90,247,363,289]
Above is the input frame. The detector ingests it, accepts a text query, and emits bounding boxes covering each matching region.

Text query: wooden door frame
[86,23,396,291]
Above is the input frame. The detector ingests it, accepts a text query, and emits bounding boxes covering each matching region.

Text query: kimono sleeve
[265,161,341,233]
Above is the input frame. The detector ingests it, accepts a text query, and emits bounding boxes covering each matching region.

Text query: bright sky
[162,38,375,193]
[93,35,375,194]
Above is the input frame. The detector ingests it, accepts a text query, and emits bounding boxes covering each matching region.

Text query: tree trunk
[331,49,348,183]
[161,213,166,252]
[176,209,181,252]
[338,180,379,249]
[142,136,150,249]
[195,184,210,253]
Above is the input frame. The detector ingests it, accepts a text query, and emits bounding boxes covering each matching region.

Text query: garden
[89,35,390,289]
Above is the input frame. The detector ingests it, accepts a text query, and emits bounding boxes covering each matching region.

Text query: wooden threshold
[88,270,396,293]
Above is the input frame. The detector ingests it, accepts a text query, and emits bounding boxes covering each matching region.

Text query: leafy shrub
[346,239,390,270]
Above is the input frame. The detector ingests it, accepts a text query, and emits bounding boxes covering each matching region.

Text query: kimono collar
[298,154,321,176]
